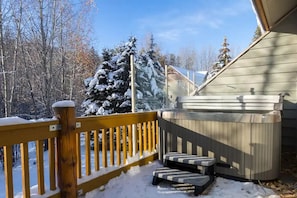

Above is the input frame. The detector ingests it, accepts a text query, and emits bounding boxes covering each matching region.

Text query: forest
[0,0,100,118]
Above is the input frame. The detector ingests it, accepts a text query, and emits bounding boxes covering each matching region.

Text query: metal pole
[130,54,137,155]
[130,54,136,113]
[187,70,190,95]
[165,65,168,108]
[193,71,196,91]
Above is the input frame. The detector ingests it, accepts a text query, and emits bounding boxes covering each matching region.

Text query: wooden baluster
[128,125,133,157]
[148,121,152,152]
[138,123,143,157]
[156,120,159,146]
[122,125,127,164]
[4,145,13,198]
[94,130,100,171]
[109,127,114,166]
[143,122,147,151]
[21,143,30,198]
[85,131,91,176]
[76,132,82,179]
[116,126,121,166]
[102,129,107,167]
[36,140,45,194]
[152,121,156,150]
[48,138,56,190]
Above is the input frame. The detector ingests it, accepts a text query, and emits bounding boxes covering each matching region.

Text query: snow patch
[52,100,75,108]
[0,116,29,125]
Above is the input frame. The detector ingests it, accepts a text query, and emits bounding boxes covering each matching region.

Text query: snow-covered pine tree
[218,37,231,66]
[207,37,231,79]
[82,37,137,115]
[135,34,165,111]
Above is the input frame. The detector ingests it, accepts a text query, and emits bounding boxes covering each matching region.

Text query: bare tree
[163,46,216,72]
[0,0,97,118]
[23,0,96,117]
[197,46,217,71]
[178,47,197,70]
[0,0,9,117]
[0,0,20,117]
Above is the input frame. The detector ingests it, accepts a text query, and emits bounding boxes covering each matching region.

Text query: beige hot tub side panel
[158,112,281,180]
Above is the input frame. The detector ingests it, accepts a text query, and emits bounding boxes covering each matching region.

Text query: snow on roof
[0,116,30,126]
[170,66,207,86]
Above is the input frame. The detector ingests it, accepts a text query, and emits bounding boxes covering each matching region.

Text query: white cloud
[156,29,181,41]
[136,1,250,43]
[137,12,205,41]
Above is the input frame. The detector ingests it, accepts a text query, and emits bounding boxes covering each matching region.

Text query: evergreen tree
[135,35,165,111]
[82,37,136,115]
[218,37,231,66]
[207,37,231,79]
[252,26,262,43]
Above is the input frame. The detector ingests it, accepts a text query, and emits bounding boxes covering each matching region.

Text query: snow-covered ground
[85,160,280,198]
[1,151,280,198]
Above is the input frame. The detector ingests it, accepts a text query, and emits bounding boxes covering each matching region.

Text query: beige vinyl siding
[252,34,297,49]
[199,9,297,151]
[242,47,297,60]
[218,72,296,82]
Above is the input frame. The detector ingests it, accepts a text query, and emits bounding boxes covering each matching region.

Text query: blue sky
[91,0,258,56]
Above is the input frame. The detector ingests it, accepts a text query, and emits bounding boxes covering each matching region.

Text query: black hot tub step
[164,152,216,167]
[152,167,213,196]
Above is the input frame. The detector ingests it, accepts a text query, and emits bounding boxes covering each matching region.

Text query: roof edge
[251,0,270,31]
[168,65,206,86]
[194,30,271,95]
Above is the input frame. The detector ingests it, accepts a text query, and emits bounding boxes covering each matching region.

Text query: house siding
[198,8,297,151]
[167,68,197,107]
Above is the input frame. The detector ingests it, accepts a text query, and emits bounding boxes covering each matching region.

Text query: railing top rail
[76,111,158,131]
[176,95,283,112]
[177,95,282,102]
[0,119,59,131]
[0,111,158,146]
[0,120,59,146]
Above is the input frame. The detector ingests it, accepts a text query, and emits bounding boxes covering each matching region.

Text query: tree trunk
[0,0,8,117]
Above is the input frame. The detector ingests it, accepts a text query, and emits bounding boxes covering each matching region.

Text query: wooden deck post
[52,100,77,198]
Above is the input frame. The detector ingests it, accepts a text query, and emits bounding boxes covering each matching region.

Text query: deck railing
[0,101,158,198]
